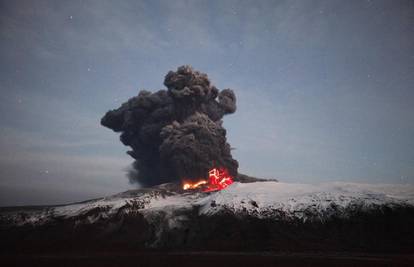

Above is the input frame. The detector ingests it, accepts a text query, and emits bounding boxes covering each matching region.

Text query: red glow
[182,167,234,192]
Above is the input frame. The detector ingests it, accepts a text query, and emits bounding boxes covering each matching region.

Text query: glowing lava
[182,167,234,192]
[183,180,207,190]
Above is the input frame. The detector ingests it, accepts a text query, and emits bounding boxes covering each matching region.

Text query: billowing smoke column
[101,66,238,186]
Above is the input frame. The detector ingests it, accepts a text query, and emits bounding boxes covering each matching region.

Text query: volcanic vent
[101,66,238,190]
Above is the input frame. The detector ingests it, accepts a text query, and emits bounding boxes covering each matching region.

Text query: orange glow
[183,180,208,190]
[182,167,234,192]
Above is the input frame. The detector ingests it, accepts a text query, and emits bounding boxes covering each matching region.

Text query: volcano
[2,177,414,266]
[1,177,414,258]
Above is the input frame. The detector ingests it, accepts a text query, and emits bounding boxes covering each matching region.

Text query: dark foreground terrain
[2,251,414,267]
[1,207,413,266]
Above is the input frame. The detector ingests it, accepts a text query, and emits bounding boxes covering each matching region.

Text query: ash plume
[101,66,238,186]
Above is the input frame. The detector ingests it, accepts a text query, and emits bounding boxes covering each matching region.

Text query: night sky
[1,0,413,206]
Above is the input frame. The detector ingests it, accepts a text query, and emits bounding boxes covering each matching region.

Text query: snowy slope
[198,182,414,220]
[1,181,413,227]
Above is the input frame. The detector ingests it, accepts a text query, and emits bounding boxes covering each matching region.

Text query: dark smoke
[101,66,238,186]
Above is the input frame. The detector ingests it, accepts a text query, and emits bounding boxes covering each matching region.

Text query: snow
[53,197,135,218]
[1,181,413,226]
[199,182,414,220]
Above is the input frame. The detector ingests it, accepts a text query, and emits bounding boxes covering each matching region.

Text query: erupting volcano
[182,167,234,192]
[101,66,238,187]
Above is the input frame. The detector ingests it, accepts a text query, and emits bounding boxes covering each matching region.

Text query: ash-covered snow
[1,181,413,226]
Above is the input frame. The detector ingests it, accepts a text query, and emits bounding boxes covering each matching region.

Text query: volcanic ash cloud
[101,66,238,186]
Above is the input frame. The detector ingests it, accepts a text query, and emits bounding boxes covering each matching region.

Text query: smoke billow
[101,66,238,186]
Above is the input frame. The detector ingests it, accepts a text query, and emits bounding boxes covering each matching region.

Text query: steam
[101,66,238,186]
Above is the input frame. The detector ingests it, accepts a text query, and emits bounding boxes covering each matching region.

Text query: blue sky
[1,0,413,206]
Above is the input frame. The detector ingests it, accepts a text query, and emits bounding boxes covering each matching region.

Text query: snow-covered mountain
[3,181,414,225]
[1,180,414,252]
